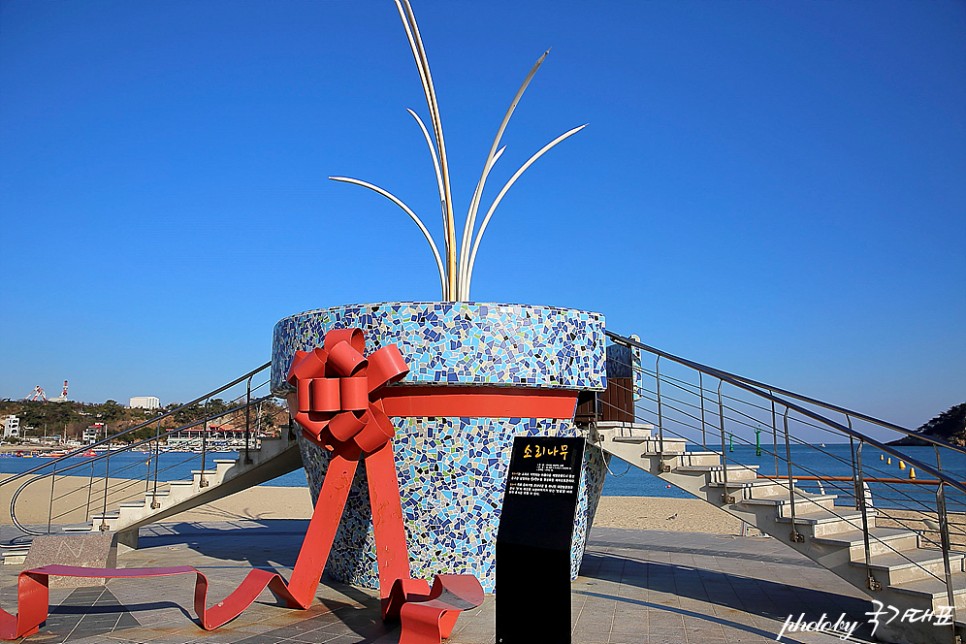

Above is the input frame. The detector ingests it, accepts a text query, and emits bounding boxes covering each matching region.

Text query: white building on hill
[129,396,161,410]
[83,423,104,445]
[3,415,20,439]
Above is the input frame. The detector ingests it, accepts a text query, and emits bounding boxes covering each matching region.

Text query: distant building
[129,396,161,410]
[83,422,104,445]
[3,415,20,440]
[166,425,254,450]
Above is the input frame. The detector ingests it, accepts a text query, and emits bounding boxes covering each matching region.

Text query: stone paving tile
[1,523,893,644]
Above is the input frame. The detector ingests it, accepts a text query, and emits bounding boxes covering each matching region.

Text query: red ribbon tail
[285,453,359,599]
[365,442,412,612]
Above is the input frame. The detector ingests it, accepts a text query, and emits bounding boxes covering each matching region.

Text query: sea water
[3,443,964,511]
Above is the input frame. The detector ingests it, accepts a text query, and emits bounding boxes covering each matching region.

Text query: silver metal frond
[407,108,446,231]
[458,50,550,299]
[395,0,457,298]
[334,3,585,301]
[329,175,448,297]
[463,124,588,297]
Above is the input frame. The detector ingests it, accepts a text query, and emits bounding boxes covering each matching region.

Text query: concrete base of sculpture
[22,534,117,588]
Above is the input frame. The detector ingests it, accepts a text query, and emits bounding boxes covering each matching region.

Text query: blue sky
[1,1,963,432]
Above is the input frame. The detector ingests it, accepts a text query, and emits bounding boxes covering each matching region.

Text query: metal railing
[603,331,966,631]
[0,362,293,543]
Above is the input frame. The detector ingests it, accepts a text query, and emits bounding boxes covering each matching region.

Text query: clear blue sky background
[1,1,963,433]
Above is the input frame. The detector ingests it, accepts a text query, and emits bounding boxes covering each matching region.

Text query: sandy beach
[143,491,966,544]
[5,474,963,544]
[2,473,743,534]
[170,490,748,534]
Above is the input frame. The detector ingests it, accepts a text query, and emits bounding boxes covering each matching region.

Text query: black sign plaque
[496,435,585,644]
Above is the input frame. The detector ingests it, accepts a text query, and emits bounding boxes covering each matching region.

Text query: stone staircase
[62,435,303,548]
[588,421,966,644]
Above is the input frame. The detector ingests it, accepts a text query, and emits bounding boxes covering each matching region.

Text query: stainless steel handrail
[605,331,966,496]
[630,373,965,533]
[7,393,280,536]
[605,330,966,458]
[597,375,962,589]
[603,329,966,626]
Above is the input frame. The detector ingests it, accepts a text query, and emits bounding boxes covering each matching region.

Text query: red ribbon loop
[286,328,409,454]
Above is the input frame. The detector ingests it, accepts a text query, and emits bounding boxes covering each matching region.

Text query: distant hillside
[0,397,286,444]
[890,403,966,447]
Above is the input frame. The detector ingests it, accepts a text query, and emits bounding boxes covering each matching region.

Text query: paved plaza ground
[1,521,881,643]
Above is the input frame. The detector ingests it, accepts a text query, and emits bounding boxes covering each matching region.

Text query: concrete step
[142,491,169,509]
[213,459,237,473]
[1,544,30,565]
[191,470,220,487]
[889,574,966,613]
[776,507,877,537]
[167,481,195,494]
[741,493,838,516]
[88,518,119,532]
[676,464,759,483]
[595,421,654,438]
[711,479,799,500]
[627,439,689,454]
[90,511,120,522]
[813,527,921,559]
[672,451,723,467]
[858,549,966,587]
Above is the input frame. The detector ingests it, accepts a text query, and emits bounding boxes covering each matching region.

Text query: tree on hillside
[95,400,126,422]
[917,403,966,438]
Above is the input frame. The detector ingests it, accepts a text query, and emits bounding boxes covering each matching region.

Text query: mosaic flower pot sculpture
[272,301,607,592]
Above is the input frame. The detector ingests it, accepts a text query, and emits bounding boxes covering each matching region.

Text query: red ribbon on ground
[1,328,577,642]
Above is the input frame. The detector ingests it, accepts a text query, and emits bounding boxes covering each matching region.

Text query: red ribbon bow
[286,328,409,455]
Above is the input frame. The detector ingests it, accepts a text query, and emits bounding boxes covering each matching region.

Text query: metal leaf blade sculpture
[329,0,586,301]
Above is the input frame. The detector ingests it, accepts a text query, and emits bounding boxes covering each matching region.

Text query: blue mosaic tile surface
[298,418,606,592]
[276,301,608,593]
[271,302,606,394]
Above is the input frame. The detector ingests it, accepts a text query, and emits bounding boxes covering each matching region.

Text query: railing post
[936,481,959,635]
[655,356,667,471]
[245,374,254,464]
[783,409,804,542]
[199,400,210,488]
[770,393,779,477]
[698,371,707,447]
[85,460,94,520]
[99,457,111,532]
[846,416,862,512]
[151,417,161,509]
[848,433,861,508]
[717,381,732,503]
[854,440,879,590]
[47,469,56,535]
